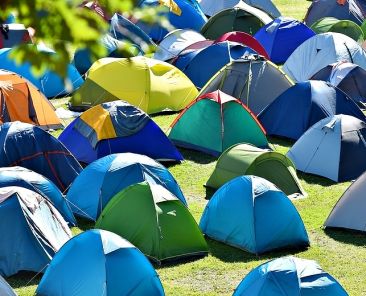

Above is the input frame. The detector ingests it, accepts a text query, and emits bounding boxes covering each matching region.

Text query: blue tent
[254,17,315,64]
[234,256,348,295]
[258,80,366,140]
[0,121,82,192]
[199,175,309,254]
[0,166,76,226]
[173,41,255,88]
[66,153,186,220]
[0,186,71,277]
[36,229,164,296]
[0,45,83,97]
[59,101,183,164]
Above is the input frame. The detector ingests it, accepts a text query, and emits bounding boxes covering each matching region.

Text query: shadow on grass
[298,172,337,187]
[165,148,217,166]
[268,136,294,150]
[7,271,41,289]
[76,216,95,231]
[324,228,366,246]
[205,186,216,200]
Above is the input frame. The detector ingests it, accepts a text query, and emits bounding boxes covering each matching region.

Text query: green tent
[311,17,364,42]
[362,20,366,38]
[206,143,306,198]
[95,182,208,263]
[168,90,268,156]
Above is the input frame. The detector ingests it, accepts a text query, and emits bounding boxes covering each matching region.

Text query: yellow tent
[69,56,198,114]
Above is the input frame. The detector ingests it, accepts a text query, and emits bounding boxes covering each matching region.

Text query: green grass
[13,1,366,295]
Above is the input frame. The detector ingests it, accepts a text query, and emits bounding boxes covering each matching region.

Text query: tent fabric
[0,122,82,192]
[0,70,62,130]
[81,1,110,21]
[234,256,348,295]
[66,153,186,221]
[283,32,366,82]
[0,45,83,98]
[0,186,71,277]
[0,275,16,296]
[311,17,364,42]
[325,171,366,231]
[258,80,366,140]
[96,182,208,263]
[304,0,366,27]
[206,143,306,198]
[0,166,76,226]
[59,101,183,164]
[169,91,268,155]
[201,5,273,39]
[311,62,366,106]
[287,114,366,182]
[254,17,316,64]
[0,23,32,49]
[215,31,270,59]
[199,56,294,115]
[200,176,309,254]
[36,229,165,296]
[69,56,198,114]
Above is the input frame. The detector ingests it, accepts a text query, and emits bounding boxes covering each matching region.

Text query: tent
[325,171,366,231]
[36,229,164,296]
[283,32,366,82]
[154,29,206,61]
[304,0,366,27]
[173,41,255,88]
[81,1,110,21]
[96,182,208,263]
[0,275,16,296]
[69,56,198,114]
[199,56,293,115]
[0,45,83,98]
[0,70,62,129]
[169,91,268,155]
[215,31,269,59]
[66,153,186,220]
[363,19,366,36]
[206,143,306,197]
[311,17,364,42]
[0,186,71,277]
[200,176,309,254]
[287,114,366,182]
[311,62,366,107]
[59,101,183,164]
[0,122,82,192]
[233,256,348,295]
[254,17,316,64]
[258,80,366,140]
[201,5,273,39]
[0,167,76,226]
[0,23,32,48]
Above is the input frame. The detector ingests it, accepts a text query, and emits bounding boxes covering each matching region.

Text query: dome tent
[66,153,186,221]
[0,186,71,277]
[200,176,309,254]
[59,101,183,164]
[36,230,165,296]
[206,143,306,198]
[169,91,268,156]
[0,275,16,296]
[233,256,348,295]
[96,182,208,263]
[0,23,32,49]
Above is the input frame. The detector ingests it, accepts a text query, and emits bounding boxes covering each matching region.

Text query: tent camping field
[6,1,366,295]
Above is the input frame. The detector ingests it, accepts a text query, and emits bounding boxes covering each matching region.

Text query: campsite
[0,0,366,295]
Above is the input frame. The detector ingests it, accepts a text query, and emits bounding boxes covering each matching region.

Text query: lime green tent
[206,143,306,198]
[311,17,364,42]
[168,91,268,156]
[95,182,208,263]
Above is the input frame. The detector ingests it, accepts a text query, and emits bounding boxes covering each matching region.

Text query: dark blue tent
[59,101,183,164]
[0,121,82,192]
[173,41,255,89]
[258,80,366,140]
[254,17,315,64]
[36,230,165,296]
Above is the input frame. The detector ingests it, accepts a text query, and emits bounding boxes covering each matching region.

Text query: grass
[12,1,366,295]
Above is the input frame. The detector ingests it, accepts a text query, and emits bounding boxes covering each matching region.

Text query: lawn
[11,1,366,295]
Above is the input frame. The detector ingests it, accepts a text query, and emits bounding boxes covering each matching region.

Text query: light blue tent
[0,167,76,226]
[0,186,71,277]
[36,229,165,296]
[199,176,309,254]
[233,256,348,295]
[66,153,186,220]
[0,275,16,296]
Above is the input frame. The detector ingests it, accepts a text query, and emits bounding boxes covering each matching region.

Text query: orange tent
[0,70,62,129]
